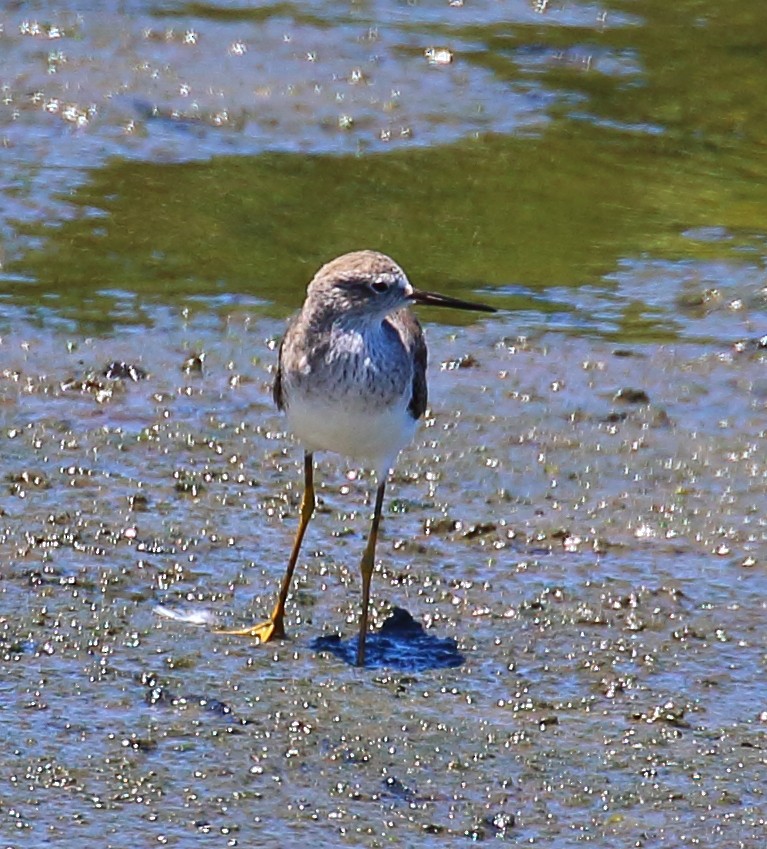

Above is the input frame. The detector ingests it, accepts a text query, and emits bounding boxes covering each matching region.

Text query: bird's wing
[392,309,428,420]
[272,335,286,410]
[273,311,307,411]
[408,327,428,420]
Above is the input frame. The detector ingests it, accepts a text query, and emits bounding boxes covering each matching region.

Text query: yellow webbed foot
[215,617,285,642]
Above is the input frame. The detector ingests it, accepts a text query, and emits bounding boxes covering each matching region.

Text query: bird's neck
[305,306,384,338]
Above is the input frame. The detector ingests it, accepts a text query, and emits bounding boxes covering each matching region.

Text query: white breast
[285,392,418,478]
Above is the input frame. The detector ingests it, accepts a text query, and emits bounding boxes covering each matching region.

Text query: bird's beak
[409,288,497,313]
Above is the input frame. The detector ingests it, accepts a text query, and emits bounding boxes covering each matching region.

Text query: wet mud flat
[0,311,765,847]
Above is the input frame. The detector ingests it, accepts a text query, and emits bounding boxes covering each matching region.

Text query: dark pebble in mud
[140,672,247,723]
[733,335,767,354]
[466,815,515,842]
[613,387,650,404]
[482,812,516,835]
[599,411,629,423]
[182,352,206,373]
[7,469,50,492]
[174,471,205,496]
[311,607,464,670]
[422,517,460,535]
[102,361,148,381]
[382,775,418,802]
[442,353,480,370]
[121,735,159,752]
[128,493,150,511]
[461,521,497,539]
[612,348,647,358]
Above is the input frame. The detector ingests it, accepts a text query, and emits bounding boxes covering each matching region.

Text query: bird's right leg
[217,451,315,642]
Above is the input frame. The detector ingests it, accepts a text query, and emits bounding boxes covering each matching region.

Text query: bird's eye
[370,280,389,294]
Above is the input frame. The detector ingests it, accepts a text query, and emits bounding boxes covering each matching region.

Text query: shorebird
[225,250,495,665]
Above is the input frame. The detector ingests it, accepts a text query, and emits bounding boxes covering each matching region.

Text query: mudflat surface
[1,0,767,846]
[1,312,765,846]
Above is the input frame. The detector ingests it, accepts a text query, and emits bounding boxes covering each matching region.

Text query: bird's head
[305,250,497,324]
[306,250,412,322]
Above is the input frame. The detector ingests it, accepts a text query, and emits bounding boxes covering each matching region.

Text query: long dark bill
[409,288,496,313]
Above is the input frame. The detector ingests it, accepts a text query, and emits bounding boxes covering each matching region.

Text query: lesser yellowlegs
[226,250,495,665]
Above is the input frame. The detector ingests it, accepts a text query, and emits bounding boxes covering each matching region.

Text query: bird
[224,250,496,666]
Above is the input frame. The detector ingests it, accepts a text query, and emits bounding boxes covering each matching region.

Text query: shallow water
[1,0,767,846]
[2,0,767,340]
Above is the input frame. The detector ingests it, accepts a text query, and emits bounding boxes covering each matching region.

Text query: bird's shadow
[311,607,465,671]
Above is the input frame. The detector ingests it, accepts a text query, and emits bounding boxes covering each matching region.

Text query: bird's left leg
[356,479,386,666]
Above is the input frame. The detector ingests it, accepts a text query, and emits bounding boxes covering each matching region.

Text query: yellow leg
[356,480,386,666]
[218,451,315,642]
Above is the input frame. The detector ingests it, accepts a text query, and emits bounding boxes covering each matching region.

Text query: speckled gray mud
[1,313,765,847]
[2,0,767,844]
